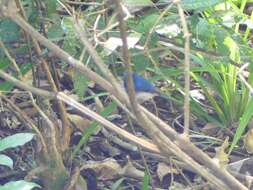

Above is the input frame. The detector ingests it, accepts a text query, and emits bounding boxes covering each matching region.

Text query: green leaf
[141,171,150,190]
[214,28,230,55]
[123,0,153,7]
[229,98,253,153]
[44,0,57,16]
[61,17,76,35]
[20,63,33,74]
[130,13,159,33]
[132,53,151,72]
[63,38,78,56]
[48,24,64,40]
[196,19,214,38]
[0,19,21,42]
[0,180,40,190]
[0,154,13,169]
[73,70,89,99]
[22,0,35,19]
[223,37,240,63]
[182,0,223,10]
[0,58,11,70]
[111,178,125,190]
[0,133,34,152]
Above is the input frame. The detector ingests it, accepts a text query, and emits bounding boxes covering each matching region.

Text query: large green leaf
[0,133,34,152]
[0,19,21,42]
[44,0,57,16]
[0,154,13,169]
[196,19,214,38]
[129,13,159,33]
[182,0,223,10]
[0,180,40,190]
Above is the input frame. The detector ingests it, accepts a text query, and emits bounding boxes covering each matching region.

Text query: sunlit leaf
[103,32,141,55]
[223,37,240,63]
[0,19,21,42]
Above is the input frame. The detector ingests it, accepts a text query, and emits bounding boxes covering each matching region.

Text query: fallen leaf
[68,114,92,132]
[81,158,122,180]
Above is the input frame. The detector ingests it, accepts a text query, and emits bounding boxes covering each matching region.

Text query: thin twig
[0,70,54,98]
[175,0,191,138]
[0,39,22,79]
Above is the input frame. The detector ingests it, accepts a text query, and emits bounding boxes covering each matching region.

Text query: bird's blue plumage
[123,72,157,93]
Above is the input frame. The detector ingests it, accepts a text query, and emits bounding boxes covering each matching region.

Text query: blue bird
[123,72,160,103]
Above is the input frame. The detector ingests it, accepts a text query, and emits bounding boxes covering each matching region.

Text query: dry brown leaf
[68,114,93,132]
[81,158,122,180]
[201,123,220,136]
[81,158,145,180]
